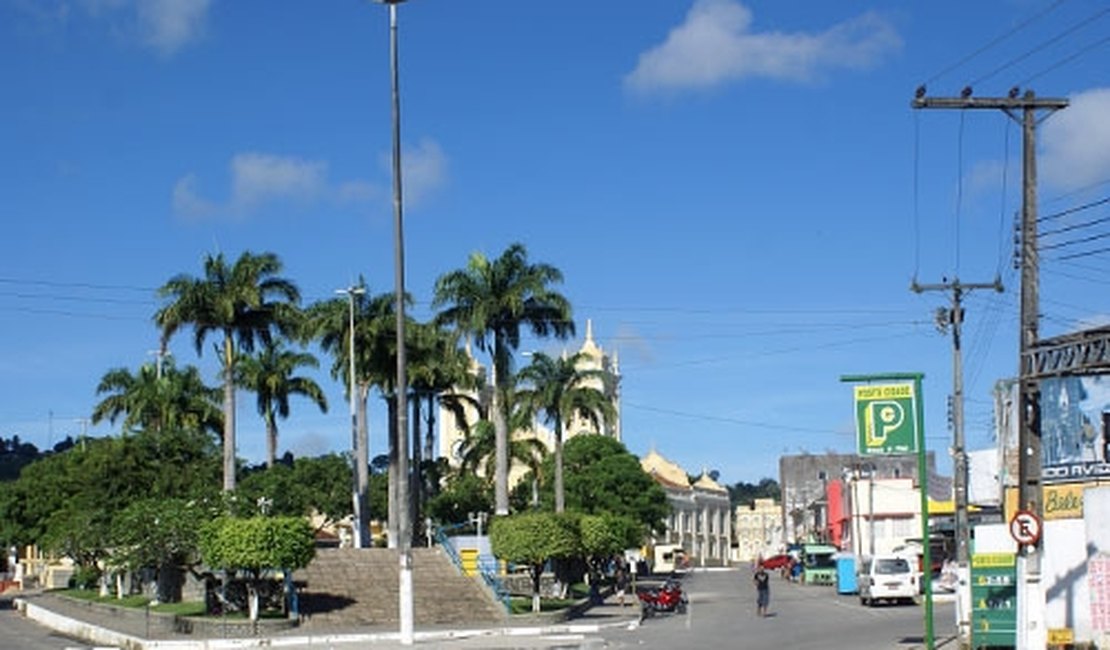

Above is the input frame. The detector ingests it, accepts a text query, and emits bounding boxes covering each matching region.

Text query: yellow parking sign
[854,383,919,455]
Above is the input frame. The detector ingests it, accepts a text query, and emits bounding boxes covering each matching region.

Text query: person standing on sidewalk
[754,564,770,618]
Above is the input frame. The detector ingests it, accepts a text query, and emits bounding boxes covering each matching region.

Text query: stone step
[293,547,505,627]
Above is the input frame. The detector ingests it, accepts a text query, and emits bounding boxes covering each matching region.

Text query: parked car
[857,555,918,606]
[759,554,792,570]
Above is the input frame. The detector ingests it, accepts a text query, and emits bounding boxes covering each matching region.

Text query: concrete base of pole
[1017,553,1046,650]
[399,551,413,645]
[954,564,971,646]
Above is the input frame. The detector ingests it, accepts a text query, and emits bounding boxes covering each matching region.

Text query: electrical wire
[1040,230,1110,252]
[1019,32,1110,86]
[1038,196,1110,223]
[921,0,1071,87]
[1040,214,1110,239]
[969,5,1110,88]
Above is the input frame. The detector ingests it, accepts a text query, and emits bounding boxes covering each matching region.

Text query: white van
[857,555,918,606]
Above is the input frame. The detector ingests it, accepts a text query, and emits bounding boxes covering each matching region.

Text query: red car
[760,554,792,570]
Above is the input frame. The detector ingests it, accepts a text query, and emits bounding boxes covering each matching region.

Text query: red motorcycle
[638,577,688,617]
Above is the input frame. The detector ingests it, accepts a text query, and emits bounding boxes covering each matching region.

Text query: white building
[641,450,732,568]
[735,498,783,562]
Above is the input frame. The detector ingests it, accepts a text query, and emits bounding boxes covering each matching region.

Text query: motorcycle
[637,577,688,618]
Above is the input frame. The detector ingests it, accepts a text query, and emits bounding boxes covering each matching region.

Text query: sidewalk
[12,589,642,649]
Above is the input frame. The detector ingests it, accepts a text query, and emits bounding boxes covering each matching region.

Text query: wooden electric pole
[912,87,1067,649]
[912,276,1003,642]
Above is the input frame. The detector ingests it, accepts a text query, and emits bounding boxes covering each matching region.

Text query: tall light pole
[337,286,369,548]
[376,0,413,643]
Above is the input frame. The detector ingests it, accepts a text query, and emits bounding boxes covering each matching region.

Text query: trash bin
[836,555,858,594]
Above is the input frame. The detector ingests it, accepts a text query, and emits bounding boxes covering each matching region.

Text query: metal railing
[432,523,512,612]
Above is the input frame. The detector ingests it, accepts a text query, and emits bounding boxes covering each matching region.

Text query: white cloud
[135,0,211,56]
[397,138,448,207]
[173,141,448,219]
[230,153,327,209]
[1041,88,1110,192]
[172,173,216,218]
[624,0,901,94]
[35,0,210,55]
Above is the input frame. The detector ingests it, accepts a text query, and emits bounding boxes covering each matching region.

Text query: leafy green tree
[155,250,301,492]
[539,435,668,536]
[426,473,492,526]
[91,360,222,436]
[579,513,638,581]
[490,512,578,612]
[517,352,615,513]
[236,341,328,468]
[199,516,315,621]
[727,477,781,508]
[110,497,218,602]
[434,243,574,515]
[1,429,220,574]
[0,435,42,482]
[236,454,352,528]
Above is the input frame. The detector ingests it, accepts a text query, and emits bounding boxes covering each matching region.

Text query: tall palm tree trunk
[265,409,278,469]
[222,335,237,492]
[355,382,371,547]
[411,393,422,546]
[493,338,509,516]
[387,395,399,549]
[554,416,565,513]
[424,393,437,498]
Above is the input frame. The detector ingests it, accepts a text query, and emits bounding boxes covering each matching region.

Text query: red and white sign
[1009,509,1042,546]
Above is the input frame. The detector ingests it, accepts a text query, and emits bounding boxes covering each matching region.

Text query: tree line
[0,242,669,611]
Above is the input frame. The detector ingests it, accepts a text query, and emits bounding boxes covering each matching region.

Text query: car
[857,555,918,606]
[759,554,792,570]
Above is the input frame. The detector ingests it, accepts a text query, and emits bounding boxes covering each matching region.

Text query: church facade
[436,319,622,485]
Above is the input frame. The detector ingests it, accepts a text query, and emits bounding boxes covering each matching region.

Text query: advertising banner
[854,383,919,455]
[1040,376,1110,484]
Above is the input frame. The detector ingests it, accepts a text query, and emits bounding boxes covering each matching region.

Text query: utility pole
[376,0,413,643]
[912,87,1067,650]
[912,276,1003,643]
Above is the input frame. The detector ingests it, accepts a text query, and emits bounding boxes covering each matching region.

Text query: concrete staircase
[294,548,506,627]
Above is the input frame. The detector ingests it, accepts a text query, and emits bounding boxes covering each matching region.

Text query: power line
[623,401,846,436]
[1040,230,1110,252]
[1040,214,1110,239]
[969,5,1110,87]
[1038,196,1110,223]
[1019,32,1110,86]
[921,0,1071,87]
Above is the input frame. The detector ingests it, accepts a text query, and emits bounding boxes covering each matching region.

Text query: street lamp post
[375,0,412,644]
[337,286,368,548]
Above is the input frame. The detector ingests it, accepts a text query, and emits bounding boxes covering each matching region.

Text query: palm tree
[304,284,396,546]
[517,351,616,513]
[91,360,222,436]
[433,243,574,515]
[407,322,478,525]
[235,340,328,468]
[155,251,300,492]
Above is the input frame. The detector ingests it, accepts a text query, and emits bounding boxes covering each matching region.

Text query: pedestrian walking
[754,564,770,617]
[615,559,630,606]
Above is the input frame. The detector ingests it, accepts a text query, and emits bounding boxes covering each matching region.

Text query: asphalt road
[598,568,957,650]
[0,571,958,650]
[0,597,98,650]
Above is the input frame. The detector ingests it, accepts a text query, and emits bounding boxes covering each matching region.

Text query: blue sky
[3,0,1110,485]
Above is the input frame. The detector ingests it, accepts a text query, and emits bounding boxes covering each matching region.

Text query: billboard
[854,382,919,455]
[1040,376,1110,484]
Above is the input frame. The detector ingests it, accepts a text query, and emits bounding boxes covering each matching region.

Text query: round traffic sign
[1009,509,1042,545]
